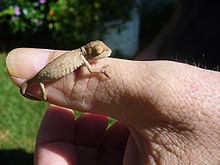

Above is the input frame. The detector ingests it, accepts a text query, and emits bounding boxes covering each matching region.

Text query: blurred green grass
[0,53,48,154]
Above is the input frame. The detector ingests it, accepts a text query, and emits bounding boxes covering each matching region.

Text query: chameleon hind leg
[40,82,47,100]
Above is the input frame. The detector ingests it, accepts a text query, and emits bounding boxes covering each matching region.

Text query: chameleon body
[20,40,112,101]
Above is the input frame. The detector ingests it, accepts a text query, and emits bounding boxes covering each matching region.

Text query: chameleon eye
[93,45,104,55]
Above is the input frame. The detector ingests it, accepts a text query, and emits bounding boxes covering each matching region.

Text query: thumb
[6,48,150,121]
[6,48,220,126]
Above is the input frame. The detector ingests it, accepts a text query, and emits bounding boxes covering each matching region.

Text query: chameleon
[20,40,112,101]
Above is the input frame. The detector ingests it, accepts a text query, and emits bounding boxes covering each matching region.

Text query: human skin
[6,48,220,164]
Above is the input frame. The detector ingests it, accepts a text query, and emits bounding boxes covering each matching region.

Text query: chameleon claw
[101,70,110,79]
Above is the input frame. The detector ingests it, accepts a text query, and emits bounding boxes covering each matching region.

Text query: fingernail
[6,48,51,79]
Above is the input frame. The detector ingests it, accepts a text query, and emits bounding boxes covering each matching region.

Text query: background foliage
[0,0,137,50]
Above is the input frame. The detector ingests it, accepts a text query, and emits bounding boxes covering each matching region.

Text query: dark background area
[158,0,220,70]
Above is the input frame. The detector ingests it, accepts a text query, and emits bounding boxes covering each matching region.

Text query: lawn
[0,53,48,164]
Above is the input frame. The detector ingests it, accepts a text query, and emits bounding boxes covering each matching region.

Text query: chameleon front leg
[80,55,110,79]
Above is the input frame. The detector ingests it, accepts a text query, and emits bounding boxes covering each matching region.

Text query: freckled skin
[20,40,112,101]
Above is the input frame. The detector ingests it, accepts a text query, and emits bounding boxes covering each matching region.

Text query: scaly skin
[20,40,112,101]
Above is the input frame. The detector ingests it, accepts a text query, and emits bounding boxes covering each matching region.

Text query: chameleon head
[84,40,112,61]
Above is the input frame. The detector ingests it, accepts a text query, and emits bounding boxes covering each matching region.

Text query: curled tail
[20,81,28,95]
[20,81,42,101]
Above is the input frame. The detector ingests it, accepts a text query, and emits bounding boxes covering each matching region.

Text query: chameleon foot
[100,68,110,79]
[87,66,110,79]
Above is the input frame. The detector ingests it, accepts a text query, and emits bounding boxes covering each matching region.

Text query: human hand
[34,105,130,164]
[7,48,220,164]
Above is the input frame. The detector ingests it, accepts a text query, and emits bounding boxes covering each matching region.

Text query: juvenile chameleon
[20,40,112,101]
